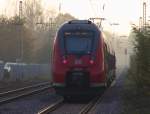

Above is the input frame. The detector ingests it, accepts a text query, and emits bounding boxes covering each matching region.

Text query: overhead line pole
[143,2,146,29]
[139,17,142,31]
[16,0,23,62]
[59,2,61,14]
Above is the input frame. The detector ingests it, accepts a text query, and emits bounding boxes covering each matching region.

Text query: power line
[88,0,106,18]
[88,0,98,17]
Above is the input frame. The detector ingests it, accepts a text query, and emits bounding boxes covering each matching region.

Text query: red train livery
[52,20,116,96]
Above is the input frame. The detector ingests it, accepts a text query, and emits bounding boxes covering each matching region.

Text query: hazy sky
[42,0,144,34]
[0,0,148,34]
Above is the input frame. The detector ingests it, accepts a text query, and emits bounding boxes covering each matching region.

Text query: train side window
[104,43,107,52]
[104,43,108,56]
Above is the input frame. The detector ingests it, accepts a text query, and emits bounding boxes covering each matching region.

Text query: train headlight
[89,59,94,65]
[62,59,67,64]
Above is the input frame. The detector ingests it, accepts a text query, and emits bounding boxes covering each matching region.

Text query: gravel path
[89,67,128,114]
[0,89,61,114]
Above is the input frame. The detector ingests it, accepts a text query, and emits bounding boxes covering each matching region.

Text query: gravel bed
[0,89,61,114]
[89,67,128,114]
[0,80,50,93]
[0,67,127,114]
[49,103,86,114]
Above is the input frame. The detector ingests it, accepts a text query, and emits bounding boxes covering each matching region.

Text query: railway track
[37,97,64,114]
[0,82,52,105]
[79,97,100,114]
[37,81,113,114]
[37,96,101,114]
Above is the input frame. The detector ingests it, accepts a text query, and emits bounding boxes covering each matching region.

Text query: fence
[2,63,51,82]
[0,62,4,80]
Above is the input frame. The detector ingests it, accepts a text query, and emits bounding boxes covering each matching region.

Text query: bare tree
[24,0,43,30]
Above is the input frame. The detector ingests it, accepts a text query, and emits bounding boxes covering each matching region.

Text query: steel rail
[78,97,100,114]
[0,83,52,105]
[37,97,64,114]
[37,78,116,114]
[0,82,51,97]
[79,79,117,114]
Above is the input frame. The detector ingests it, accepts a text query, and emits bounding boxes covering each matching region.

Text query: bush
[129,27,150,88]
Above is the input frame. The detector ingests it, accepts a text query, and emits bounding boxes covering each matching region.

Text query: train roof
[58,20,100,33]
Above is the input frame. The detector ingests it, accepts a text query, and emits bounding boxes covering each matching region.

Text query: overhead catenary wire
[88,0,98,17]
[88,0,106,18]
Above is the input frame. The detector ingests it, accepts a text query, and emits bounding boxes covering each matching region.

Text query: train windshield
[64,31,94,54]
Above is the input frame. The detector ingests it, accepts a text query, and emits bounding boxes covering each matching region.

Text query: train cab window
[64,31,94,54]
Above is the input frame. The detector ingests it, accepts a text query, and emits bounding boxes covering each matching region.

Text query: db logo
[75,59,82,65]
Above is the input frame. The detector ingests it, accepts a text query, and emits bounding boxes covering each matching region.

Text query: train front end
[52,20,106,96]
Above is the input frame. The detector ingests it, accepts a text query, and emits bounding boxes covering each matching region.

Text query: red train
[52,20,116,96]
